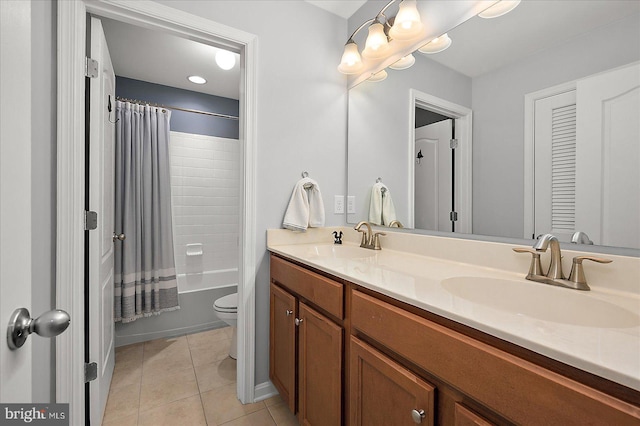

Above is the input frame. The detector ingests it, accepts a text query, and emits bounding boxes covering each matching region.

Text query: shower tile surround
[170,131,240,293]
[267,227,640,391]
[104,327,297,425]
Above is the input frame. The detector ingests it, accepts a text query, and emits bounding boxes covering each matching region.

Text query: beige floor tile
[143,335,189,360]
[103,412,138,426]
[139,365,199,411]
[201,383,264,425]
[219,408,277,426]
[263,394,284,408]
[267,402,299,426]
[186,326,231,347]
[142,336,193,379]
[190,337,232,367]
[103,381,141,424]
[137,395,207,426]
[111,360,143,390]
[194,357,237,393]
[115,342,144,369]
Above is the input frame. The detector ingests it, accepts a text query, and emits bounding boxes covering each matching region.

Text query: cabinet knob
[411,409,426,424]
[294,318,304,326]
[285,309,293,316]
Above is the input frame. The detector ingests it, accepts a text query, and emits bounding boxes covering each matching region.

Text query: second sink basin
[441,276,639,328]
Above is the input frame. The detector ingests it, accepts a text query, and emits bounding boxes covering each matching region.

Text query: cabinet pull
[294,318,304,326]
[411,409,426,424]
[285,309,293,316]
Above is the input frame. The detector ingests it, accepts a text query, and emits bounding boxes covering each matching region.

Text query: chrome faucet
[533,234,564,280]
[513,233,612,291]
[354,221,385,250]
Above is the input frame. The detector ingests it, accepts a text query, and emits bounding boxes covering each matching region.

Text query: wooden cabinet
[269,255,344,425]
[269,253,640,426]
[350,336,435,426]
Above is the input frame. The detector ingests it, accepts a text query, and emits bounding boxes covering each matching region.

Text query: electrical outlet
[347,196,356,214]
[334,195,345,214]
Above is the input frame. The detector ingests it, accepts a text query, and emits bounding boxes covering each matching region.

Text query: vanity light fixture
[215,49,236,70]
[418,33,452,54]
[187,75,207,84]
[389,54,416,70]
[478,0,521,19]
[338,0,424,74]
[368,69,388,82]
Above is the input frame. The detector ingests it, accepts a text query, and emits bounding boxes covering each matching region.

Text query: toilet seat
[214,292,237,313]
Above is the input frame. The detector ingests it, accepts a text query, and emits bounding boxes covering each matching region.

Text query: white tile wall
[169,131,240,293]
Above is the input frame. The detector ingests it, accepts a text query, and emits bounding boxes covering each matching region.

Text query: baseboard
[253,380,278,402]
[115,320,227,347]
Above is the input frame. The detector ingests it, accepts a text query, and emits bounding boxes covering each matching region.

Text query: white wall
[170,131,240,293]
[472,13,640,239]
[159,0,349,387]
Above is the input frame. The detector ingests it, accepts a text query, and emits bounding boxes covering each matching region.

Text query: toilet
[213,292,238,359]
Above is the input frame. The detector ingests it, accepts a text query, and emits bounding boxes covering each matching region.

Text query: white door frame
[56,1,257,423]
[523,81,576,239]
[409,89,473,233]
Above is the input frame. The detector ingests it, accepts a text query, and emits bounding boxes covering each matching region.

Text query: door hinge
[450,138,459,149]
[85,210,98,231]
[85,57,98,78]
[450,211,458,222]
[85,362,98,383]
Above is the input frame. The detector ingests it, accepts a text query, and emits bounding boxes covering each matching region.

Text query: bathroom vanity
[267,228,640,425]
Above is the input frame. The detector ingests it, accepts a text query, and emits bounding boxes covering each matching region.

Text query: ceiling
[424,0,640,78]
[100,17,241,100]
[304,0,367,19]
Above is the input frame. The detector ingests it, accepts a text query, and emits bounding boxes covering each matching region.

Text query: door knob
[7,308,70,350]
[113,232,126,242]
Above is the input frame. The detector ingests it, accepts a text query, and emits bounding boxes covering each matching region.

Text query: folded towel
[368,182,397,226]
[283,177,325,231]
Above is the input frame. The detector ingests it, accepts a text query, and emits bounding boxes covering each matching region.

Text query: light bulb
[338,41,364,74]
[362,21,390,59]
[215,50,236,70]
[418,33,452,54]
[389,0,424,40]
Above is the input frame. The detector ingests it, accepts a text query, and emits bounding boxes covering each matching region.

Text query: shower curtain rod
[116,96,239,121]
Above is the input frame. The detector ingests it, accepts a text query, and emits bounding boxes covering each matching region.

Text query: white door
[415,119,452,231]
[533,90,577,242]
[0,0,32,401]
[88,17,116,425]
[575,62,640,249]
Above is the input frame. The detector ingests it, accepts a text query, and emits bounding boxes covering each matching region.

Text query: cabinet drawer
[270,255,343,319]
[351,289,640,425]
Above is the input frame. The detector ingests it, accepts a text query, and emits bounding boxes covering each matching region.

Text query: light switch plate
[334,195,345,214]
[347,196,356,214]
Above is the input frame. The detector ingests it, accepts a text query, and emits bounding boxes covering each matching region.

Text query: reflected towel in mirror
[369,182,397,226]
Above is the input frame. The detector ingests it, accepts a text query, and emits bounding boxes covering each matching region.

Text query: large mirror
[347,0,640,251]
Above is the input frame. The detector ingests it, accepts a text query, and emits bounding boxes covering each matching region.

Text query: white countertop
[268,238,640,392]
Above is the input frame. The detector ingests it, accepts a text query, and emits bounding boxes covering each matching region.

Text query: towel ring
[376,177,382,183]
[302,171,309,178]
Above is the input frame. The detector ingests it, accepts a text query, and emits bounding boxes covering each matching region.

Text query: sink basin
[441,277,639,328]
[303,245,376,260]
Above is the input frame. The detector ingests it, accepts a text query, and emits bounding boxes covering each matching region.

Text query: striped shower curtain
[114,101,180,323]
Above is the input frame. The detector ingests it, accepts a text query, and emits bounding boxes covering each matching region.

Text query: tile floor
[103,327,298,425]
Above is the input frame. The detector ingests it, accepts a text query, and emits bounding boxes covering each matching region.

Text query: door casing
[56,1,258,423]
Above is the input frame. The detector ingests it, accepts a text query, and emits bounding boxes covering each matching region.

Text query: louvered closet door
[534,90,577,242]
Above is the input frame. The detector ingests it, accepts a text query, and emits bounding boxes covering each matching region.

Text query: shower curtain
[114,101,180,323]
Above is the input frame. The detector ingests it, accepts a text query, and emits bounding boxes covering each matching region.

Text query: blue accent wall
[116,76,239,139]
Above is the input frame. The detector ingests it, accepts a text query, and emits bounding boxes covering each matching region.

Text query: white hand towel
[381,188,397,226]
[283,177,325,231]
[368,182,385,225]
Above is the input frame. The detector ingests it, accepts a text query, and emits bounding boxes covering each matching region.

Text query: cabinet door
[270,282,297,413]
[350,336,435,426]
[298,302,343,426]
[454,403,495,426]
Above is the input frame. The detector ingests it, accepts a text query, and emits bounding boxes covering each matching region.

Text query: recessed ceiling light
[215,50,236,70]
[188,75,207,84]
